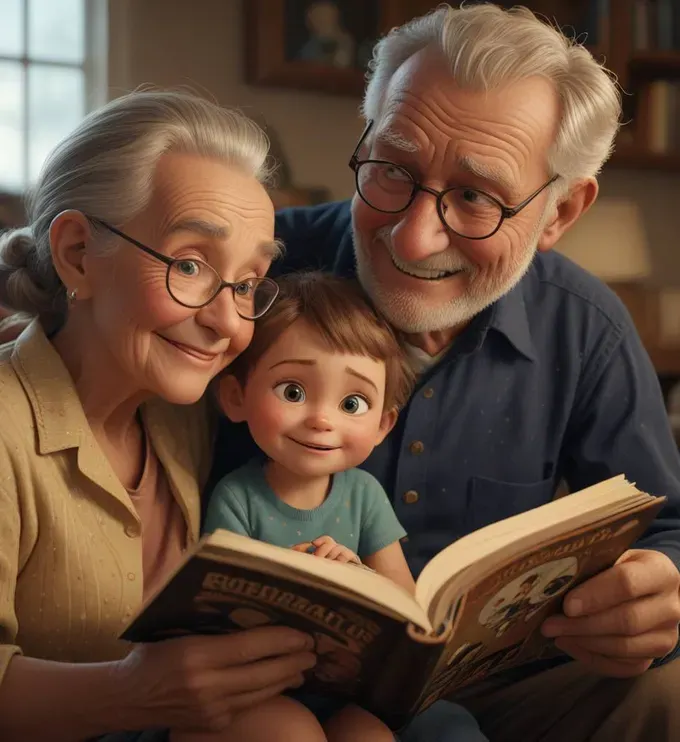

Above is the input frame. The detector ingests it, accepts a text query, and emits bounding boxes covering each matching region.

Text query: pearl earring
[68,289,77,303]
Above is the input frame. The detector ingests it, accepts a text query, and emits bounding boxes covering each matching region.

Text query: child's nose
[304,407,334,431]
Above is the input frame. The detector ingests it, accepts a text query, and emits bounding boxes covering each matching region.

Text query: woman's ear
[49,210,97,299]
[375,407,398,446]
[217,374,247,422]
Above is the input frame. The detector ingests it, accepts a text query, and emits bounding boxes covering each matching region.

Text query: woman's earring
[67,288,77,304]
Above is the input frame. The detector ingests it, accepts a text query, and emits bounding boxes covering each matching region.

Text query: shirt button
[403,490,419,504]
[423,387,434,399]
[409,440,424,455]
[127,572,136,581]
[125,523,141,538]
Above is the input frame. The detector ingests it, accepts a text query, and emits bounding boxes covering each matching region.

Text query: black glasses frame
[87,217,279,318]
[348,119,560,240]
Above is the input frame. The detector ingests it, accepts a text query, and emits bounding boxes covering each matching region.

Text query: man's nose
[390,190,451,263]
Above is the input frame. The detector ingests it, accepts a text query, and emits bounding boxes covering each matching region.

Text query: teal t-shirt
[204,458,407,559]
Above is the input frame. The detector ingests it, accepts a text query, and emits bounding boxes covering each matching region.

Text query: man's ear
[49,210,98,299]
[537,178,598,253]
[375,407,398,446]
[216,374,247,423]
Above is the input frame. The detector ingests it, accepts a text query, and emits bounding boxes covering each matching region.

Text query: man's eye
[340,395,369,415]
[273,382,306,403]
[461,189,481,203]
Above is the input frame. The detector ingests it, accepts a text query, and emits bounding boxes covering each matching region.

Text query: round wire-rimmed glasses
[348,120,559,240]
[87,217,280,319]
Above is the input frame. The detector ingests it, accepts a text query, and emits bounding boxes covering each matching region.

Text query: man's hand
[292,536,360,564]
[541,549,680,677]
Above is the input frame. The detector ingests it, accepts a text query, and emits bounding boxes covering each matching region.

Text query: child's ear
[216,375,247,423]
[375,407,398,445]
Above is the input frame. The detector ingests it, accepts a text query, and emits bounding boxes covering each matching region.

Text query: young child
[198,272,488,742]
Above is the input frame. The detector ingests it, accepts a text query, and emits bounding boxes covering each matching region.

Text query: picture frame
[244,0,416,97]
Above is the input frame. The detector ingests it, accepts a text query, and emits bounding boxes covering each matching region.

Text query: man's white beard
[353,220,543,334]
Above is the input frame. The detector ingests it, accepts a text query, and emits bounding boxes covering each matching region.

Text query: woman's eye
[340,395,369,415]
[233,280,254,296]
[273,382,306,404]
[175,259,200,276]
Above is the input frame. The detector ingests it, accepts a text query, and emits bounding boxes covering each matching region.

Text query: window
[0,0,107,192]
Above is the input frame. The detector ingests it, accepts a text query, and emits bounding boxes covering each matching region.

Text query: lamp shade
[555,198,651,282]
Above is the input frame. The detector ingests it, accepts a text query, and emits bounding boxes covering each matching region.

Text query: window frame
[0,0,108,192]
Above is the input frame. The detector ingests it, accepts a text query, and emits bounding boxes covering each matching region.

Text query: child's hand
[310,536,361,564]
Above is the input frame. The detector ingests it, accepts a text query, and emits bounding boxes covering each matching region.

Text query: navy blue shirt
[210,200,680,585]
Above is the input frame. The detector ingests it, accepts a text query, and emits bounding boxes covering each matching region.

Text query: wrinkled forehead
[374,49,559,174]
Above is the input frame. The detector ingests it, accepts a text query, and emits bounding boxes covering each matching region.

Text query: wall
[108,0,680,284]
[108,0,360,201]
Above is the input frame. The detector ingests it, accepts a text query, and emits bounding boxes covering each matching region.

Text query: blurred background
[1,0,680,431]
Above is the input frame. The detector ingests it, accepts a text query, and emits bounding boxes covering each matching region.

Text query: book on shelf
[633,0,680,52]
[120,475,664,731]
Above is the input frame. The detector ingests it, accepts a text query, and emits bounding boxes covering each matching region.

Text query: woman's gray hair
[362,3,622,194]
[0,90,272,324]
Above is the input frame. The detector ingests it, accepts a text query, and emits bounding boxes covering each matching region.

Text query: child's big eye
[340,395,369,415]
[273,382,306,403]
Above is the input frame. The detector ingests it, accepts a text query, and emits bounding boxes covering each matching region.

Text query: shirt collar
[488,279,537,362]
[11,319,89,454]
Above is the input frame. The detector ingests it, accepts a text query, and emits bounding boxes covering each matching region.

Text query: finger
[194,626,315,666]
[554,637,653,678]
[180,675,304,734]
[334,550,352,563]
[563,551,677,617]
[542,593,680,638]
[291,542,313,553]
[552,630,678,659]
[228,673,306,713]
[327,545,347,561]
[214,651,316,695]
[312,536,334,546]
[313,542,336,558]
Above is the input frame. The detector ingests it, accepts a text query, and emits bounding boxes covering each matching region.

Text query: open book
[120,475,664,730]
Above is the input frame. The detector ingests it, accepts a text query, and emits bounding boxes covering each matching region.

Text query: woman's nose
[195,288,242,338]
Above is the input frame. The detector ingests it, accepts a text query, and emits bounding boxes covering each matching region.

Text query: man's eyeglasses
[348,119,559,240]
[87,217,279,320]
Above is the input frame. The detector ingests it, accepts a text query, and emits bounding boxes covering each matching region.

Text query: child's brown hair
[228,271,416,411]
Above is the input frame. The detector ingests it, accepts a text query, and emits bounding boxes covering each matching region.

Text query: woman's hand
[116,626,317,734]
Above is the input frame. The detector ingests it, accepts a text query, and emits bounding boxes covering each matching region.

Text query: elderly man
[213,4,680,740]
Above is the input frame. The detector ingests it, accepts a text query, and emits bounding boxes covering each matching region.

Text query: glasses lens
[356,161,414,213]
[441,188,503,239]
[232,277,279,319]
[168,259,221,307]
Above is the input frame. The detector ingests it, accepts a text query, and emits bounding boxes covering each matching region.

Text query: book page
[414,476,656,625]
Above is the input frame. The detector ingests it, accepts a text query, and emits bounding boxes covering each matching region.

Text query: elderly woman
[0,90,317,741]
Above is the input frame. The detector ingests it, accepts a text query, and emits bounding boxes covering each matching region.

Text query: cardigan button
[125,523,141,538]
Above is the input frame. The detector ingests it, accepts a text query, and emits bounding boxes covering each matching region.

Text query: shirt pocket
[466,475,557,533]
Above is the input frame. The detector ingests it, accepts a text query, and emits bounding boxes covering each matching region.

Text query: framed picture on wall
[244,0,416,97]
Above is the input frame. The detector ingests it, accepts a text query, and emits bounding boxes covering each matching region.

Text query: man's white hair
[361,3,622,185]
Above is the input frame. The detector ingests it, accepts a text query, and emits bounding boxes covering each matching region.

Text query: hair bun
[0,227,63,317]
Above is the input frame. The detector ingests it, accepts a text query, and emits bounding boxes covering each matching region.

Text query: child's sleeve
[357,473,407,559]
[203,479,252,537]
